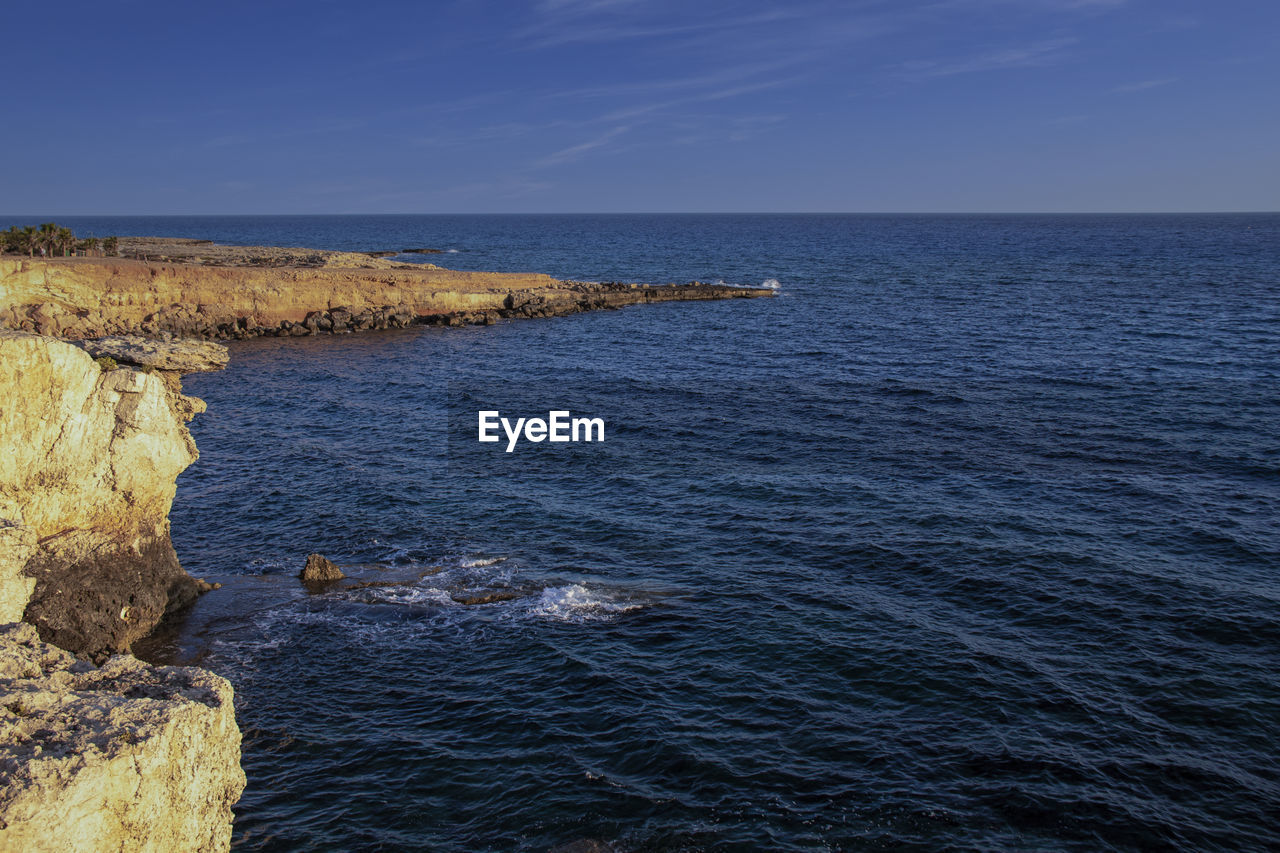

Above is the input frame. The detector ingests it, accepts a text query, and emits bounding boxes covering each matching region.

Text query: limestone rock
[0,332,212,660]
[300,553,344,583]
[77,335,229,374]
[0,521,36,624]
[0,622,246,851]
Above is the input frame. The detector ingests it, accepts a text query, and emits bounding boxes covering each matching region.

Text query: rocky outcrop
[0,622,245,851]
[0,249,773,341]
[0,332,212,661]
[299,553,344,583]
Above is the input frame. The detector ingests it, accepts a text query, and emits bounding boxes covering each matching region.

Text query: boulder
[300,553,344,583]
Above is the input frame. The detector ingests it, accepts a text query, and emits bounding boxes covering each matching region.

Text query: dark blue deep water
[27,215,1280,850]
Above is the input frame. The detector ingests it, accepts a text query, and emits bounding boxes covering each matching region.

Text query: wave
[459,556,507,568]
[527,583,645,622]
[761,278,781,290]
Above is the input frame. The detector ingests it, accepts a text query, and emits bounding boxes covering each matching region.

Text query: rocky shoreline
[0,237,773,341]
[0,242,771,851]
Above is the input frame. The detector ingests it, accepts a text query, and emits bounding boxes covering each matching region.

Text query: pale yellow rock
[0,331,196,546]
[0,254,556,331]
[0,622,246,852]
[0,521,36,623]
[0,332,208,658]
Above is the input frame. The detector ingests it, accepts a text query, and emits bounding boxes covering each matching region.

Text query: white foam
[761,278,781,290]
[527,583,644,622]
[355,585,458,607]
[446,249,459,253]
[460,556,507,568]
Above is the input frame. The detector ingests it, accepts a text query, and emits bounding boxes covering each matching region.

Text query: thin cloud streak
[1110,77,1177,94]
[893,37,1078,79]
[535,125,631,167]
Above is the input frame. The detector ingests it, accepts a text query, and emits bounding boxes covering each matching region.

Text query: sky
[1,0,1276,213]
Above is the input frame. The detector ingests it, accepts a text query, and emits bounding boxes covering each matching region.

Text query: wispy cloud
[518,7,800,50]
[893,37,1078,79]
[596,77,801,123]
[545,57,805,102]
[535,125,631,167]
[1110,77,1177,94]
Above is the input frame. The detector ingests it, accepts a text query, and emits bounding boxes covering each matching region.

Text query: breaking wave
[526,583,646,622]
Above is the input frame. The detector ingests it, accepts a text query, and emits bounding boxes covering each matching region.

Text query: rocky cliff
[0,332,243,851]
[0,251,772,340]
[0,622,245,851]
[0,331,213,660]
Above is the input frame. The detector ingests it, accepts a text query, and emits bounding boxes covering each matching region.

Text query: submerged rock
[77,335,229,374]
[0,622,245,851]
[300,553,345,583]
[451,590,524,606]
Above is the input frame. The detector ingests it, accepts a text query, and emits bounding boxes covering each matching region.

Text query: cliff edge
[0,332,243,851]
[0,331,211,660]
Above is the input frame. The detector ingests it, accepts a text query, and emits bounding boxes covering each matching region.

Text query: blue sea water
[19,214,1280,851]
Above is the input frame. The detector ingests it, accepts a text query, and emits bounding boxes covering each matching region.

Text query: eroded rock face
[0,332,210,660]
[0,622,245,851]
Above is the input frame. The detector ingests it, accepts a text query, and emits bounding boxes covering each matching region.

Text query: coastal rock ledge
[0,622,245,851]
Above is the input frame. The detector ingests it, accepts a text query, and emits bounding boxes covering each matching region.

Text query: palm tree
[36,223,59,258]
[57,227,75,256]
[80,236,101,256]
[20,226,38,257]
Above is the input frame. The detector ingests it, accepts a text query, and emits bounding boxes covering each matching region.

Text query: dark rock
[22,535,205,664]
[451,590,523,606]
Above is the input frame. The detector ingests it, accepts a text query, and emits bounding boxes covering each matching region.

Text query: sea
[10,214,1280,851]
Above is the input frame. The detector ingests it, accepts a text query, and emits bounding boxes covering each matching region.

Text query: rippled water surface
[56,215,1280,850]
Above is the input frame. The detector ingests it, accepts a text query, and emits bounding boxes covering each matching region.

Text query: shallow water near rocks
[59,214,1280,851]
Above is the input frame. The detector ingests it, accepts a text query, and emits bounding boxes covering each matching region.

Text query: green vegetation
[94,356,119,372]
[1,222,119,257]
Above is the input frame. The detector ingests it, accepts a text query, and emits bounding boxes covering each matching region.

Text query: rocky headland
[0,237,773,340]
[0,331,242,849]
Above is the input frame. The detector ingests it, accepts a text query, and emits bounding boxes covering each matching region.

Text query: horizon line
[3,210,1278,218]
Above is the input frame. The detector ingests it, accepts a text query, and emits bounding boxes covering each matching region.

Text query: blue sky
[2,0,1276,213]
